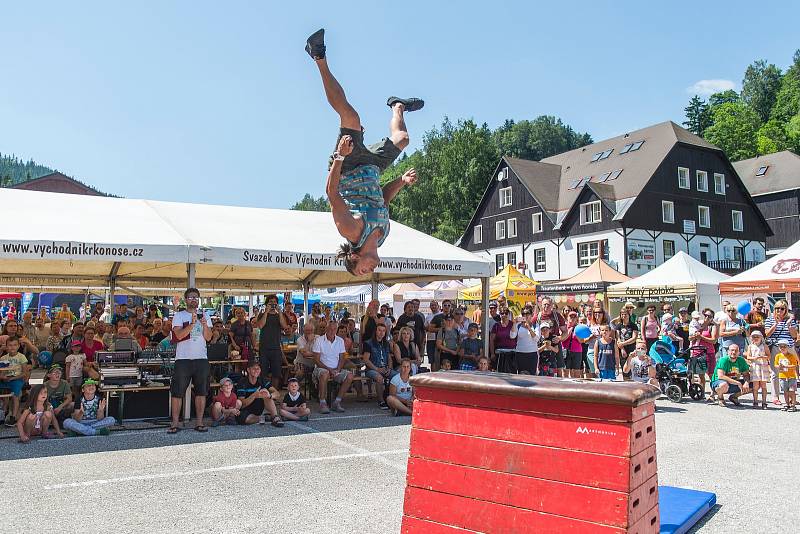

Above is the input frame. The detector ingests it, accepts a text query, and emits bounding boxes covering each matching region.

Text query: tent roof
[720,239,800,293]
[0,188,491,292]
[559,259,630,285]
[378,282,424,303]
[320,283,390,303]
[423,280,467,291]
[608,251,728,293]
[460,264,538,300]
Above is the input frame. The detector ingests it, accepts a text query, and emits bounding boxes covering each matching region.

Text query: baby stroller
[648,337,690,402]
[681,345,709,400]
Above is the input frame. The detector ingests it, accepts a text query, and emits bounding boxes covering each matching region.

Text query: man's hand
[401,168,418,186]
[337,135,354,156]
[99,398,107,412]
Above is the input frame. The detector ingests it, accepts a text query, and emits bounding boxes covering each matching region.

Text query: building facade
[10,171,108,196]
[458,121,772,281]
[733,150,800,256]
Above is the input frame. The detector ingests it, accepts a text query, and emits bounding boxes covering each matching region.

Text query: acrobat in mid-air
[306,28,423,276]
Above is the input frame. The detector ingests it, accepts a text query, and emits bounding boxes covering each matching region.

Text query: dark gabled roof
[540,121,720,211]
[10,171,112,197]
[504,156,562,214]
[732,150,800,197]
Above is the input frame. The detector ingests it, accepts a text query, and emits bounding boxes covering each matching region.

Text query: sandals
[729,394,742,407]
[717,399,726,407]
[167,426,181,434]
[194,425,209,432]
[271,416,284,428]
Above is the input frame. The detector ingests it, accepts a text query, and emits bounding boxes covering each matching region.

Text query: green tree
[291,193,330,212]
[683,95,712,135]
[770,50,800,123]
[492,116,592,160]
[741,59,783,123]
[708,89,740,108]
[756,119,789,154]
[704,102,760,160]
[786,113,800,153]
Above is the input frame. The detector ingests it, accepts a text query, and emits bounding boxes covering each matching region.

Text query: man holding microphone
[169,287,212,433]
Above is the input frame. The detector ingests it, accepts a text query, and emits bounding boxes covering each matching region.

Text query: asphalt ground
[1,393,797,533]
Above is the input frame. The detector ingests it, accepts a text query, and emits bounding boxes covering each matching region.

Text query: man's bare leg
[389,103,409,150]
[313,60,361,130]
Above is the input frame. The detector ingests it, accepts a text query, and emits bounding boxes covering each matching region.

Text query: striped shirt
[765,316,797,346]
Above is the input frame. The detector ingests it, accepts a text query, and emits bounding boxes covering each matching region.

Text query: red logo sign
[772,259,800,275]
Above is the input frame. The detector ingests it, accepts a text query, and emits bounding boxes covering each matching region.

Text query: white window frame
[677,167,690,189]
[534,248,546,272]
[698,205,710,228]
[495,220,506,240]
[473,225,482,244]
[499,186,513,207]
[507,251,516,267]
[696,170,708,192]
[714,173,725,195]
[577,241,600,268]
[663,240,675,260]
[495,253,505,273]
[579,201,602,225]
[507,218,517,238]
[532,212,543,234]
[662,200,675,224]
[732,210,743,232]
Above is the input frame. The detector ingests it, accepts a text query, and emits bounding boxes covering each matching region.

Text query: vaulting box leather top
[410,371,660,407]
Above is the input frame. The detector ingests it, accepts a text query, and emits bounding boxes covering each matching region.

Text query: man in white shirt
[169,287,212,434]
[312,320,353,414]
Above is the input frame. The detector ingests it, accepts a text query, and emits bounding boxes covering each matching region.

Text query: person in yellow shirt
[55,303,75,322]
[774,340,798,412]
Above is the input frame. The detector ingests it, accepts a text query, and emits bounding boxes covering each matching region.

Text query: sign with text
[626,239,655,267]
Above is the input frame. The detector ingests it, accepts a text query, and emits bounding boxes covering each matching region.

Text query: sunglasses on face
[775,307,786,310]
[500,312,509,316]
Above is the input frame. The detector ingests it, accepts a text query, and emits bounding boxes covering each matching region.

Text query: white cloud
[686,79,736,97]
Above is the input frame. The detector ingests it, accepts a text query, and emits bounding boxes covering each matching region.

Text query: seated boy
[0,337,31,426]
[210,377,242,426]
[63,379,116,436]
[438,358,452,371]
[458,323,483,371]
[477,356,491,372]
[280,377,311,421]
[44,364,74,424]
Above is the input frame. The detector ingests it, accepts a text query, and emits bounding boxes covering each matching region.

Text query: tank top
[643,316,659,339]
[596,339,616,370]
[339,165,390,249]
[397,341,416,360]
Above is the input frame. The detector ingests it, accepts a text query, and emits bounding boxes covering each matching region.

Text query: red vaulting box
[401,372,662,534]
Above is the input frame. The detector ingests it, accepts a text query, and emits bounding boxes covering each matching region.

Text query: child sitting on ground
[64,379,116,436]
[477,356,491,372]
[458,323,483,371]
[774,340,798,412]
[210,377,242,426]
[439,359,452,371]
[64,341,87,398]
[280,377,311,421]
[17,384,63,442]
[45,365,74,425]
[660,313,684,350]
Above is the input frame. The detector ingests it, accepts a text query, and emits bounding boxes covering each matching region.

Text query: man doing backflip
[306,28,423,276]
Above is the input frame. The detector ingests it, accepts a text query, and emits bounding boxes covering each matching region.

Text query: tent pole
[83,289,90,320]
[371,277,378,302]
[249,293,254,317]
[481,276,490,357]
[303,282,310,326]
[187,263,197,288]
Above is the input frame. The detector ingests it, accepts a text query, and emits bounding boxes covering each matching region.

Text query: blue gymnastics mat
[659,485,717,534]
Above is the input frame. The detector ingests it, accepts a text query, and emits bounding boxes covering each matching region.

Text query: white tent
[0,188,492,293]
[607,251,728,309]
[320,283,390,304]
[720,239,800,295]
[422,280,467,301]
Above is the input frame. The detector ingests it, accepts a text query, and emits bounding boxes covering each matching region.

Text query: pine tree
[683,96,712,135]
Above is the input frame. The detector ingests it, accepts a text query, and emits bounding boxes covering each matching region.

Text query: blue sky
[1,1,798,208]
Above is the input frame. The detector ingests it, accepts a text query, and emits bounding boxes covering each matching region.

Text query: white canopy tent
[320,283,390,304]
[607,251,728,310]
[720,239,800,295]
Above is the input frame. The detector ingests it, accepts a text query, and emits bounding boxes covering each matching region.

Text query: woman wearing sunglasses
[765,300,798,405]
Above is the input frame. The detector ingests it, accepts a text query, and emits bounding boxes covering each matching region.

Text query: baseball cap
[679,307,688,313]
[625,301,636,308]
[777,339,790,346]
[540,321,552,329]
[71,340,82,347]
[750,330,763,338]
[468,322,479,330]
[662,313,673,320]
[691,311,701,320]
[489,301,497,308]
[287,377,299,384]
[219,377,234,387]
[82,378,100,387]
[48,364,62,374]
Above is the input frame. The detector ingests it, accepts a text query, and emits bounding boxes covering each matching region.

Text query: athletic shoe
[378,401,389,410]
[319,402,330,414]
[4,415,16,427]
[387,96,424,112]
[305,28,325,60]
[333,402,345,413]
[258,414,267,424]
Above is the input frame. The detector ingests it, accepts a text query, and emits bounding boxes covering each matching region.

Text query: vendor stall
[536,259,629,310]
[607,251,728,315]
[719,239,800,309]
[459,265,538,313]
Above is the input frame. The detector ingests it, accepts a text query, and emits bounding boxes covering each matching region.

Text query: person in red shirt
[210,377,242,426]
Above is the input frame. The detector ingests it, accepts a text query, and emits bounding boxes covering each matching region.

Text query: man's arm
[382,168,417,206]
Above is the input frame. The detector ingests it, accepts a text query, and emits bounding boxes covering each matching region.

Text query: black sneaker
[378,401,389,410]
[4,415,16,427]
[305,28,326,60]
[387,96,424,112]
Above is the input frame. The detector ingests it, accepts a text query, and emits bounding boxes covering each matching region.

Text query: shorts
[313,367,351,384]
[711,378,743,394]
[599,369,617,381]
[688,355,708,375]
[235,403,263,425]
[336,127,402,174]
[0,378,24,396]
[69,377,83,389]
[259,348,284,385]
[171,359,210,398]
[565,351,583,370]
[514,352,538,375]
[781,378,797,392]
[364,369,390,382]
[555,349,565,369]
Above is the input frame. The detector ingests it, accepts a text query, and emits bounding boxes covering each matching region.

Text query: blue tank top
[597,340,616,370]
[339,164,390,249]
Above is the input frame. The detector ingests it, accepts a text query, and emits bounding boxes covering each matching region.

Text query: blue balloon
[38,351,53,367]
[574,324,592,339]
[736,301,752,316]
